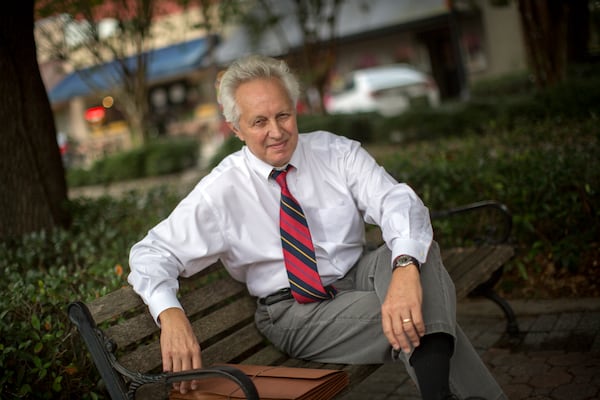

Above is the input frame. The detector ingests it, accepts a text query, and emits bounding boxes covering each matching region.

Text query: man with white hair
[129,55,506,400]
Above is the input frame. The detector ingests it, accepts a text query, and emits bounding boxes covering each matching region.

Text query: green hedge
[380,118,599,277]
[297,112,382,143]
[67,138,199,187]
[0,189,182,399]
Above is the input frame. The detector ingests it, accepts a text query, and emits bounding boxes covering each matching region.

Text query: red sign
[85,106,105,123]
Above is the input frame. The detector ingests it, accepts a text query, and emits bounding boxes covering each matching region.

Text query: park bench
[68,200,518,400]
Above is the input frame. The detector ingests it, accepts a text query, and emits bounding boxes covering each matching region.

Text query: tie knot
[272,166,290,189]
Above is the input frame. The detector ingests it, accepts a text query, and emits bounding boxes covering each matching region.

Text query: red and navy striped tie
[272,167,335,303]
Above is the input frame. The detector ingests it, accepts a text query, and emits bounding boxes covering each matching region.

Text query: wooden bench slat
[88,267,243,324]
[91,272,247,350]
[191,297,256,345]
[115,297,257,373]
[180,274,246,316]
[120,320,267,372]
[88,286,144,324]
[444,245,514,298]
[444,246,495,284]
[202,323,267,366]
[105,311,157,349]
[120,337,162,372]
[441,247,472,275]
[342,364,381,386]
[240,346,287,366]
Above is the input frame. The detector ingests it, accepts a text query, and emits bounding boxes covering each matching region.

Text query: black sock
[409,332,455,400]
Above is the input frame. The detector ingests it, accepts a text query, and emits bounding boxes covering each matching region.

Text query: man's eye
[253,119,267,127]
[277,113,290,120]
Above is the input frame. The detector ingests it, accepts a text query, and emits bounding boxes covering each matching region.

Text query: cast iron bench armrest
[68,301,259,400]
[431,200,513,245]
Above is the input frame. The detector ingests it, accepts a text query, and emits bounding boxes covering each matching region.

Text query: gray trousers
[255,242,506,399]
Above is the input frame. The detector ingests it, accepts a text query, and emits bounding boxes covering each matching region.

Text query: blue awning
[49,37,211,104]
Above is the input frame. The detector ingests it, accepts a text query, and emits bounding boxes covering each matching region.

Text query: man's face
[229,78,298,167]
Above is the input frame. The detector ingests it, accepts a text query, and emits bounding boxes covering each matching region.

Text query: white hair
[218,55,300,127]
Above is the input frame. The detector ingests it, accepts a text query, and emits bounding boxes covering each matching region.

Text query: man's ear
[228,122,243,141]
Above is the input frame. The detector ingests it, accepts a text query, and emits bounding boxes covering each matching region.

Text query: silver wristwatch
[392,255,420,272]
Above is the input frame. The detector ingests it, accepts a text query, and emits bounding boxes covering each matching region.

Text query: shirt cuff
[147,290,183,326]
[390,238,430,266]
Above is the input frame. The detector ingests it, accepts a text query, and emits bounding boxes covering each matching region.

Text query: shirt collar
[243,135,305,180]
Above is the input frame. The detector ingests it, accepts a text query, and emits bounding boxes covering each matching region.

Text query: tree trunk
[0,1,71,240]
[566,0,590,64]
[517,0,569,87]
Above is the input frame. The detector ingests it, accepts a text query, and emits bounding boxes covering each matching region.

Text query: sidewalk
[340,297,600,400]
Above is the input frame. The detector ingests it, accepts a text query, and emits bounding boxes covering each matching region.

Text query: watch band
[392,255,421,273]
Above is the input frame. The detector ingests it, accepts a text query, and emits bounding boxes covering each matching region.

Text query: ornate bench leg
[479,288,520,336]
[469,267,520,336]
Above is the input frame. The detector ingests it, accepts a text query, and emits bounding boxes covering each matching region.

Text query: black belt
[259,288,294,305]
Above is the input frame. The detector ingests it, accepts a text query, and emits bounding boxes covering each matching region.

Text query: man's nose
[268,120,284,138]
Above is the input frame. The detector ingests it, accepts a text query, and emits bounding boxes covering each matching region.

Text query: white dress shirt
[128,131,433,322]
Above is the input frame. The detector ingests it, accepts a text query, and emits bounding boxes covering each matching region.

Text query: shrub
[379,118,599,285]
[298,113,380,143]
[144,139,198,176]
[0,188,182,399]
[470,70,535,98]
[92,147,146,183]
[67,138,199,187]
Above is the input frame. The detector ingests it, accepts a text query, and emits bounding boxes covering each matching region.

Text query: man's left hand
[381,264,425,354]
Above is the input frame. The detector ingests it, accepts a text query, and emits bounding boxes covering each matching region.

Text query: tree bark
[518,0,565,87]
[566,0,591,63]
[0,1,71,240]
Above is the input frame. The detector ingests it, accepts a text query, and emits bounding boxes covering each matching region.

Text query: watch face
[396,255,412,267]
[396,256,415,267]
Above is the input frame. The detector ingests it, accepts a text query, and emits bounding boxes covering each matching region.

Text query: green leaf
[31,314,41,331]
[17,384,32,396]
[33,342,43,354]
[52,375,63,392]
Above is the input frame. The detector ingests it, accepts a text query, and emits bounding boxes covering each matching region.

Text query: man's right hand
[158,307,202,394]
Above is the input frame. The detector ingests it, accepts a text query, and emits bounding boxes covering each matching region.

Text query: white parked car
[325,64,440,116]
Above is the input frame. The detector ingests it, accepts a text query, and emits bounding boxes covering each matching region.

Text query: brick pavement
[338,297,600,400]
